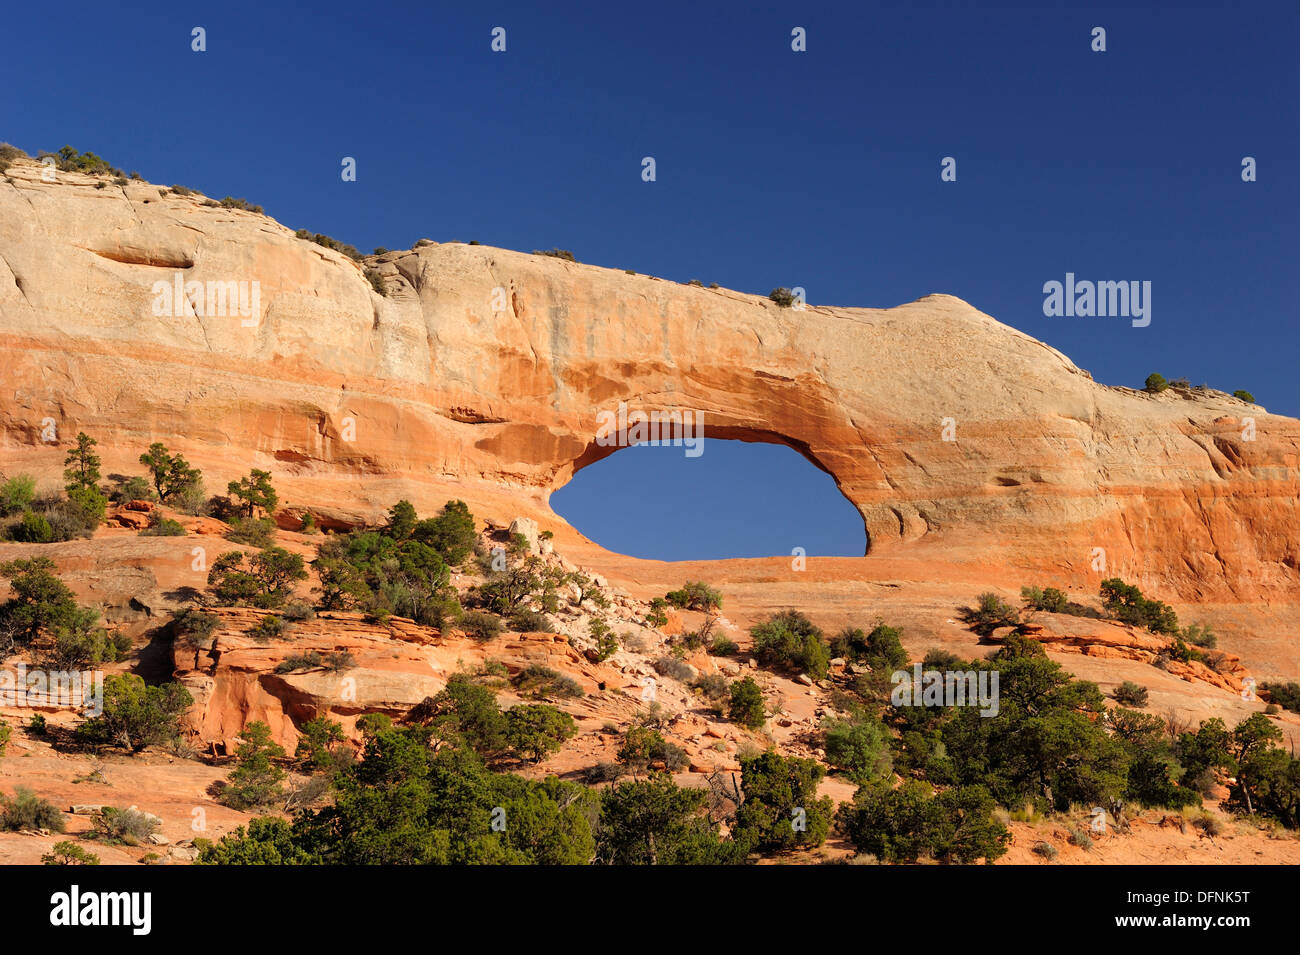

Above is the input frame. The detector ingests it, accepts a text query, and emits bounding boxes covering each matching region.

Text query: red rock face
[1,157,1297,611]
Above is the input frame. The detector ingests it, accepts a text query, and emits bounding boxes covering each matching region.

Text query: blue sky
[3,1,1295,559]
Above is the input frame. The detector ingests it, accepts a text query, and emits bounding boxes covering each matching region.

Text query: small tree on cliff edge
[227,469,278,519]
[139,443,202,504]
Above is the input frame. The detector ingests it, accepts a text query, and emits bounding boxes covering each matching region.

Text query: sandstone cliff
[1,156,1297,609]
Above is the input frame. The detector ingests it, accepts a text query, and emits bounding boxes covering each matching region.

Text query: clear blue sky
[3,1,1295,559]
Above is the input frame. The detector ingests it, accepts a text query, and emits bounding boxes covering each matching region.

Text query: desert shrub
[654,656,695,683]
[1262,681,1300,713]
[313,526,460,625]
[218,196,264,214]
[1114,681,1150,707]
[93,806,160,845]
[407,501,478,565]
[1068,826,1094,850]
[533,248,576,262]
[1182,623,1217,649]
[294,717,351,773]
[173,609,220,647]
[830,622,908,671]
[645,597,669,628]
[664,581,722,612]
[138,443,202,504]
[276,651,323,674]
[10,510,52,543]
[513,664,584,699]
[225,515,276,546]
[415,674,506,755]
[1032,841,1058,860]
[729,676,765,729]
[692,673,730,704]
[40,627,131,670]
[325,651,356,673]
[960,592,1021,637]
[41,842,100,865]
[837,781,1009,864]
[768,287,795,308]
[583,762,627,784]
[617,725,688,772]
[505,703,577,762]
[1144,373,1170,393]
[221,721,286,810]
[750,610,830,679]
[709,635,738,656]
[508,608,554,633]
[1099,578,1180,635]
[460,611,502,642]
[0,556,82,647]
[0,474,36,516]
[1233,390,1255,403]
[1021,585,1069,613]
[248,614,288,642]
[282,600,316,622]
[822,713,893,784]
[141,516,186,536]
[208,547,307,609]
[733,750,833,851]
[595,773,740,865]
[75,674,193,752]
[365,268,387,296]
[28,714,46,736]
[110,475,154,504]
[0,788,66,832]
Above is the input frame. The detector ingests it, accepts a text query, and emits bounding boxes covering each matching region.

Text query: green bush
[276,651,323,673]
[208,547,307,609]
[41,841,100,865]
[654,656,695,683]
[733,750,833,852]
[837,781,1009,863]
[508,608,554,633]
[75,674,193,752]
[1182,623,1217,649]
[140,516,186,536]
[460,611,502,642]
[960,592,1021,637]
[729,676,765,729]
[1262,681,1300,713]
[248,614,288,641]
[749,610,830,679]
[1114,681,1149,707]
[1144,373,1170,393]
[225,515,276,546]
[505,703,577,762]
[533,248,576,262]
[822,713,893,784]
[512,664,584,700]
[768,287,795,308]
[663,581,722,612]
[617,724,687,772]
[93,806,160,845]
[0,474,36,516]
[1100,578,1179,634]
[0,788,66,832]
[218,196,264,214]
[1232,390,1255,403]
[10,510,52,543]
[365,268,387,296]
[221,721,287,809]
